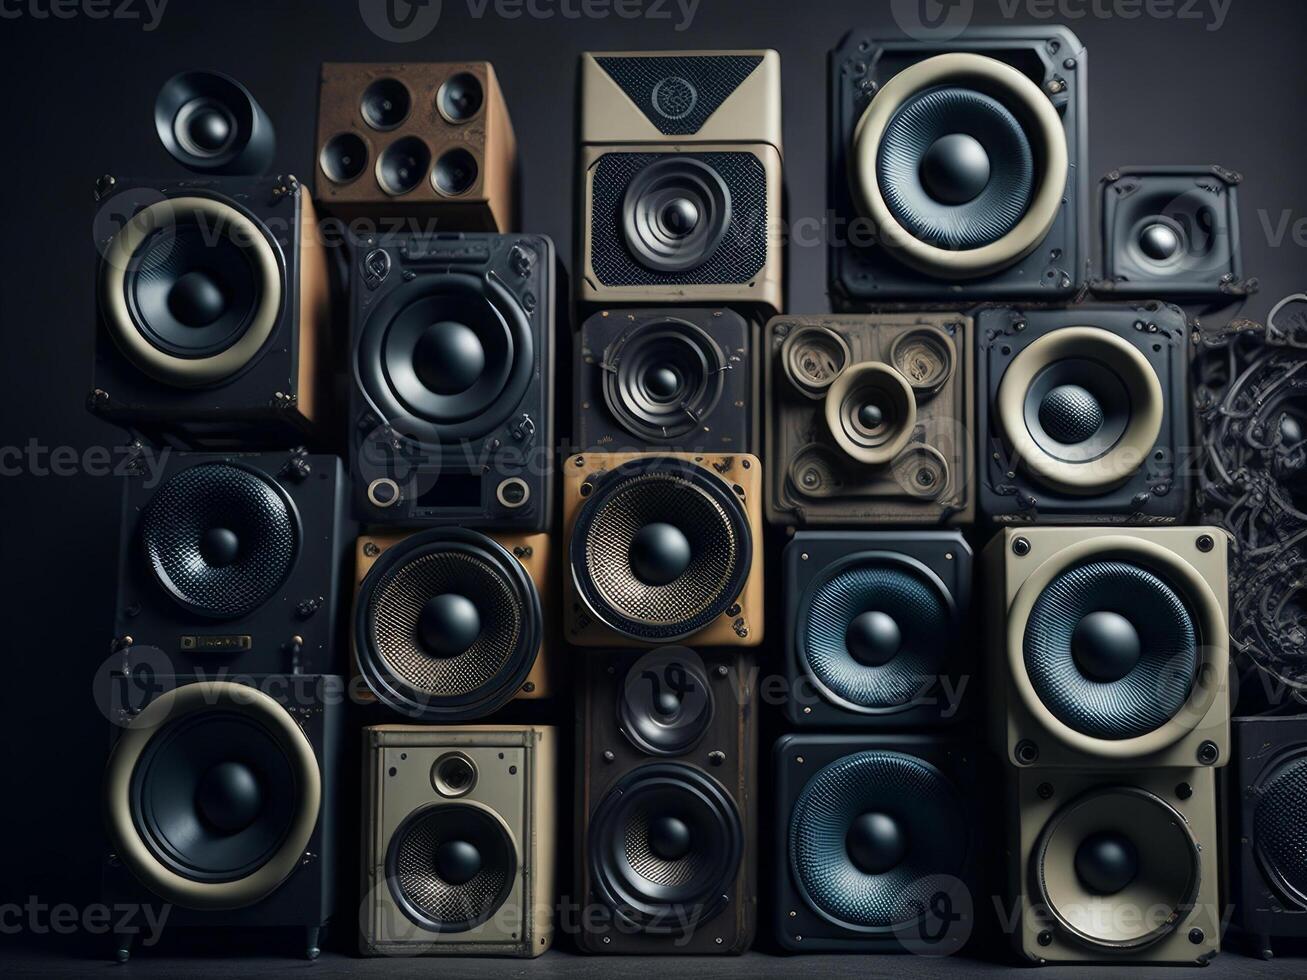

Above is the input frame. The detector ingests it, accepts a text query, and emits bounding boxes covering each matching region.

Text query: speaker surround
[154,71,275,175]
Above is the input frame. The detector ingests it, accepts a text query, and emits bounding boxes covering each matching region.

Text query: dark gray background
[3,0,1306,973]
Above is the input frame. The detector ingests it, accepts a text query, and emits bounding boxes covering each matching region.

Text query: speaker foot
[304,926,321,960]
[113,932,134,963]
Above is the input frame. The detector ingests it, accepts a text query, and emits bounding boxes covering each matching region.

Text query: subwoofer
[1225,716,1307,959]
[352,529,552,720]
[361,725,556,957]
[575,308,757,454]
[579,50,783,315]
[111,451,351,678]
[155,71,275,175]
[1099,166,1248,300]
[984,527,1230,769]
[577,649,756,953]
[765,313,973,525]
[563,453,764,647]
[829,27,1086,305]
[315,63,517,230]
[774,734,979,954]
[978,304,1190,523]
[784,531,972,728]
[90,175,330,446]
[1008,766,1219,964]
[103,674,342,961]
[349,232,556,529]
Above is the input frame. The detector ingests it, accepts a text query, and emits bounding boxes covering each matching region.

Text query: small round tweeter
[431,752,478,798]
[361,77,411,131]
[890,327,956,397]
[154,70,275,175]
[825,362,917,466]
[433,148,479,197]
[891,445,952,501]
[437,72,484,124]
[319,132,368,184]
[788,445,846,500]
[377,136,431,196]
[781,325,852,399]
[621,157,732,273]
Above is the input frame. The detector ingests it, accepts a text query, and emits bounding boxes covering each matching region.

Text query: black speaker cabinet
[773,734,980,955]
[829,27,1087,305]
[1099,166,1245,300]
[575,308,758,455]
[90,175,330,447]
[102,674,343,961]
[783,531,972,729]
[349,232,556,529]
[576,648,757,953]
[977,303,1191,524]
[112,451,351,678]
[765,313,974,526]
[1226,716,1307,959]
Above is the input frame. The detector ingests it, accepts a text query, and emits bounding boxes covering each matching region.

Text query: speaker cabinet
[155,71,275,175]
[783,531,972,728]
[576,649,756,953]
[765,313,974,526]
[102,674,342,960]
[1099,166,1245,300]
[575,308,757,454]
[773,734,979,955]
[579,50,783,316]
[977,303,1191,524]
[349,232,555,529]
[90,175,330,446]
[361,725,556,957]
[315,62,517,231]
[351,528,553,720]
[1007,766,1219,965]
[1225,716,1307,959]
[829,27,1087,305]
[562,452,764,647]
[112,451,351,678]
[984,527,1230,770]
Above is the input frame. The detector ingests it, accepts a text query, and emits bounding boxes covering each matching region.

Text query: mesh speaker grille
[590,152,767,287]
[799,560,952,711]
[1255,752,1307,908]
[595,55,763,136]
[571,459,751,641]
[622,805,703,888]
[1023,560,1199,740]
[141,462,297,619]
[789,751,968,931]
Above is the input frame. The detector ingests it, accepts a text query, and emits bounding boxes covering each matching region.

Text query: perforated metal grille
[1255,753,1307,906]
[392,807,512,927]
[595,55,763,135]
[622,805,702,888]
[590,152,768,287]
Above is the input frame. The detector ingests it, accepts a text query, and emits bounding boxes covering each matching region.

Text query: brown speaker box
[1007,766,1220,965]
[562,452,764,648]
[314,62,516,230]
[361,725,556,957]
[765,313,974,526]
[984,527,1231,770]
[352,529,553,720]
[575,648,757,953]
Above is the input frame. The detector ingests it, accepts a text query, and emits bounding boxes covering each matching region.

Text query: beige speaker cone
[851,53,1067,278]
[996,327,1164,493]
[101,197,282,387]
[103,681,320,911]
[1034,786,1200,949]
[825,361,917,465]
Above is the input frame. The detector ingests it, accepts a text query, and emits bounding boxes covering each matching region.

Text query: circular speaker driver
[602,318,727,441]
[621,157,732,273]
[781,324,851,399]
[320,132,369,184]
[1253,750,1307,909]
[825,361,918,466]
[618,649,714,756]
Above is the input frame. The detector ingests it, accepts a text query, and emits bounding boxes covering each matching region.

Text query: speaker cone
[433,148,479,197]
[386,803,517,932]
[154,71,275,175]
[141,462,298,620]
[437,73,484,124]
[356,529,542,720]
[797,554,955,713]
[377,136,431,196]
[589,764,742,931]
[890,327,956,397]
[621,157,732,273]
[570,458,752,642]
[355,272,532,443]
[602,318,727,441]
[781,325,851,399]
[618,649,714,756]
[789,751,968,932]
[825,362,917,465]
[1254,751,1307,910]
[1034,786,1200,949]
[104,682,321,910]
[361,77,411,131]
[101,196,283,387]
[320,131,369,184]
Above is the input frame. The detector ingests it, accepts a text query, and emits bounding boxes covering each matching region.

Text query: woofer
[621,157,732,273]
[1253,750,1307,909]
[320,132,369,184]
[617,649,714,756]
[588,764,742,931]
[355,529,541,720]
[100,196,283,387]
[154,71,275,175]
[140,462,299,619]
[825,362,917,465]
[602,318,726,441]
[104,682,321,911]
[570,457,752,642]
[377,136,431,196]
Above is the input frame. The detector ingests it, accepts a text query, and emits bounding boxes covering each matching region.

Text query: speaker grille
[141,463,297,619]
[594,55,763,136]
[1255,752,1307,908]
[1023,560,1199,740]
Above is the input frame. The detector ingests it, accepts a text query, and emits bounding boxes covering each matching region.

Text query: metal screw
[602,750,615,763]
[1013,537,1031,557]
[1197,741,1219,765]
[1189,928,1205,944]
[1037,782,1054,800]
[1196,534,1215,553]
[1038,930,1053,947]
[1016,740,1039,765]
[1176,782,1193,800]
